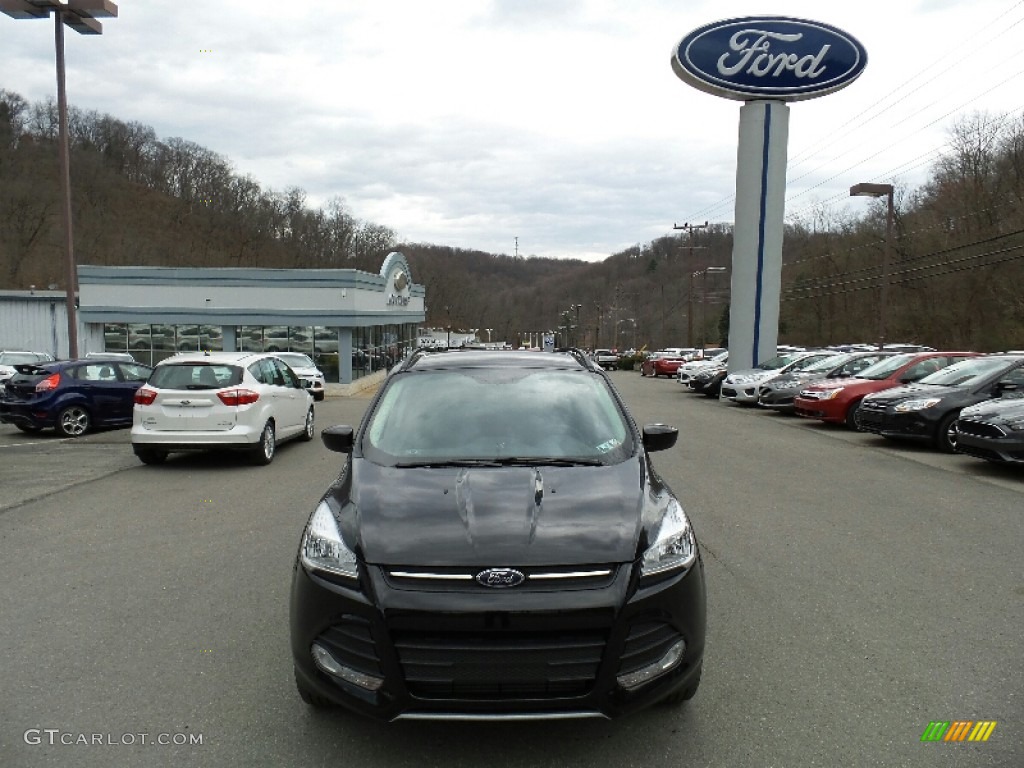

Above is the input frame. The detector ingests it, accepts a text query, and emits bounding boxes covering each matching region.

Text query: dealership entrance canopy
[74,252,425,386]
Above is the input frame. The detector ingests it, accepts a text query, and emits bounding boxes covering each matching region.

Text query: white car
[130,352,314,466]
[677,350,728,385]
[272,352,327,401]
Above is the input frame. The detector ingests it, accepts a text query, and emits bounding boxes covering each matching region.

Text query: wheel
[56,405,90,437]
[250,420,276,465]
[300,408,315,442]
[660,664,702,706]
[133,447,168,465]
[314,391,325,402]
[844,399,863,430]
[15,424,42,434]
[294,669,335,709]
[935,411,960,453]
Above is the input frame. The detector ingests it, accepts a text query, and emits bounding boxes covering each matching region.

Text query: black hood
[865,383,964,404]
[339,458,645,567]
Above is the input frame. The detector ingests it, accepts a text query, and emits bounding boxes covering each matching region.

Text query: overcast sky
[2,0,1023,261]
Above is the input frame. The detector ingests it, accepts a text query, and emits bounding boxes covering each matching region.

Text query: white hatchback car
[131,352,314,466]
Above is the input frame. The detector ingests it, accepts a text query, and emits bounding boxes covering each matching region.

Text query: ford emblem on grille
[475,568,526,588]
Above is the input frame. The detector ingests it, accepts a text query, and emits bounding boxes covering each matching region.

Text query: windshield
[149,363,242,389]
[363,369,634,466]
[275,353,315,368]
[799,353,851,373]
[855,353,915,380]
[0,353,46,366]
[918,357,1022,387]
[756,353,801,370]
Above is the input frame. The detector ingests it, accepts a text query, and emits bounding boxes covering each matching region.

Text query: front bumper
[290,556,706,721]
[721,382,760,402]
[955,421,1024,464]
[757,386,800,411]
[855,405,935,442]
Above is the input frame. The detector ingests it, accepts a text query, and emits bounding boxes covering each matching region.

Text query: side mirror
[321,425,355,453]
[994,380,1018,395]
[642,423,678,452]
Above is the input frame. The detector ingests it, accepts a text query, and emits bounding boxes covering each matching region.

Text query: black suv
[289,349,706,720]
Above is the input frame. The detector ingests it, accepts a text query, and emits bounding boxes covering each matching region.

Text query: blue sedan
[0,359,153,437]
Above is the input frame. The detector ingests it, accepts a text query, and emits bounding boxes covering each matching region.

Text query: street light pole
[850,183,895,350]
[701,267,727,351]
[2,0,118,359]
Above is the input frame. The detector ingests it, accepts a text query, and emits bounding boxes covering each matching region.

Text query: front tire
[295,669,335,709]
[250,420,276,465]
[935,412,960,453]
[56,405,90,437]
[844,399,863,430]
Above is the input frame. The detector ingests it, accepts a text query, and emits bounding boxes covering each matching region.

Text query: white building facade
[0,253,425,388]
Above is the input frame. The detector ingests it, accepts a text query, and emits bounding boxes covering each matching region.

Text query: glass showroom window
[103,324,128,354]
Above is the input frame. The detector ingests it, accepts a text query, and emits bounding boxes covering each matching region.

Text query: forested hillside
[2,88,1022,350]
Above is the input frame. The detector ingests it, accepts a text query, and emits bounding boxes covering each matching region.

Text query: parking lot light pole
[700,267,727,351]
[850,182,895,350]
[1,0,118,360]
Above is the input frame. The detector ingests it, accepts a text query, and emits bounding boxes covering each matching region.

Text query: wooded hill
[2,88,1022,351]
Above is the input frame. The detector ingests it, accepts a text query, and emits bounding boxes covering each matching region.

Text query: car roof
[403,349,591,372]
[156,351,277,366]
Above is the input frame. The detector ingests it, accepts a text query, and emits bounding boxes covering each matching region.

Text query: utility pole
[673,221,708,347]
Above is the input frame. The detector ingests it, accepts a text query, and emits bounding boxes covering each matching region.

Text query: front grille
[315,615,383,677]
[393,630,607,699]
[617,621,684,675]
[857,411,885,432]
[957,420,1006,439]
[384,565,617,592]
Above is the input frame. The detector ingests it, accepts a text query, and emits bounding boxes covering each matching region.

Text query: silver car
[273,352,327,401]
[720,351,835,404]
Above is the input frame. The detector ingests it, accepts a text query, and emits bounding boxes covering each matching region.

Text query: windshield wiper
[493,457,605,467]
[394,459,504,468]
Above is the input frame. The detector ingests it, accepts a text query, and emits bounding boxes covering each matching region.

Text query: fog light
[311,642,384,691]
[616,639,686,690]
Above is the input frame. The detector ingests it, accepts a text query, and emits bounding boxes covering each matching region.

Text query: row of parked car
[0,351,330,466]
[665,346,1024,466]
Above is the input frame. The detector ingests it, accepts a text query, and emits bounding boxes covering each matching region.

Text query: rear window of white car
[149,364,242,390]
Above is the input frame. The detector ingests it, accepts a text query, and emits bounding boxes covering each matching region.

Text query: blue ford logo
[672,16,866,101]
[475,568,526,588]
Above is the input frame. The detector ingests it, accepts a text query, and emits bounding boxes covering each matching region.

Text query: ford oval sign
[475,568,526,588]
[672,17,866,102]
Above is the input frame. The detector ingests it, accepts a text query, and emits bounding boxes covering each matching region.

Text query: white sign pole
[727,100,789,372]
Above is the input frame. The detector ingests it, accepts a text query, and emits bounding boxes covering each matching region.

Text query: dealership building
[0,252,425,392]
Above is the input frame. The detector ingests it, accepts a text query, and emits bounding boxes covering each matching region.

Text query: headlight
[1004,416,1024,432]
[819,387,845,400]
[641,499,696,578]
[300,500,358,580]
[894,398,942,412]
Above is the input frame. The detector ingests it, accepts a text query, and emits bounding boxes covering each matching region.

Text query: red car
[793,351,978,428]
[641,353,687,378]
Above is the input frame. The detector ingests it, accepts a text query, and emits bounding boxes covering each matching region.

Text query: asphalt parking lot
[0,372,1021,768]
